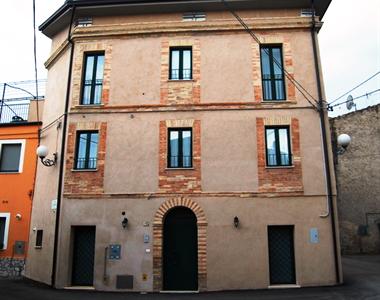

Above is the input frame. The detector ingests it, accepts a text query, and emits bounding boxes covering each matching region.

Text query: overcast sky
[0,0,379,116]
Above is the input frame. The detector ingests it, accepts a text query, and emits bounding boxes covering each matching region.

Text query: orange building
[0,100,42,278]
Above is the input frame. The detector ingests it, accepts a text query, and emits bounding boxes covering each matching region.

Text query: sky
[0,0,379,116]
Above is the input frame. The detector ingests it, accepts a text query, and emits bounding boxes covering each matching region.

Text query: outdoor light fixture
[234,216,239,228]
[36,145,57,167]
[15,213,22,220]
[121,211,128,229]
[337,134,351,155]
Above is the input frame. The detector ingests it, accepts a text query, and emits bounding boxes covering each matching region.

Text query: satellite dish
[346,95,354,110]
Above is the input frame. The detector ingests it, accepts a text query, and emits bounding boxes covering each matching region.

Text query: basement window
[35,230,43,248]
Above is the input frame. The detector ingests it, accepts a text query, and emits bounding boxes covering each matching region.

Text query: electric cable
[33,0,40,122]
[329,88,380,108]
[329,71,380,105]
[221,0,320,110]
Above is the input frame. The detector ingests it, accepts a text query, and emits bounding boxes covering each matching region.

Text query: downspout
[51,4,76,287]
[310,1,341,284]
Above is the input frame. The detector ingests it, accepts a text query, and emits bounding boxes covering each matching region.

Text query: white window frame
[0,139,26,173]
[0,212,11,250]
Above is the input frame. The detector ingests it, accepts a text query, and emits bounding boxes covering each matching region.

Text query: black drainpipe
[51,5,76,288]
[310,1,341,284]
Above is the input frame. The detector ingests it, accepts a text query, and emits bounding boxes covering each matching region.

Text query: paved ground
[1,255,380,300]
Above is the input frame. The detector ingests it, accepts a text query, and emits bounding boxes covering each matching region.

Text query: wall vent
[75,17,93,27]
[300,9,315,17]
[183,12,206,22]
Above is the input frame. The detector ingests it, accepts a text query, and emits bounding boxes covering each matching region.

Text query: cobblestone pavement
[1,255,379,300]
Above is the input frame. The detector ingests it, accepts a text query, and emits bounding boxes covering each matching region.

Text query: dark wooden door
[163,207,198,291]
[72,226,96,286]
[268,225,296,285]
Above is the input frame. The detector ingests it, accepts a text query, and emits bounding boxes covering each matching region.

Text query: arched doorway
[163,207,198,291]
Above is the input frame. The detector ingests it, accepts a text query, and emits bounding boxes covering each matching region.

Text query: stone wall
[330,104,380,254]
[0,258,25,278]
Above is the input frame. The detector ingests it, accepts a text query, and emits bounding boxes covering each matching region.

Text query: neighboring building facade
[0,100,42,277]
[26,0,341,292]
[331,104,380,254]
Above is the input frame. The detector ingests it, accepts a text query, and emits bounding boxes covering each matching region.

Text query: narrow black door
[268,225,296,285]
[163,207,198,290]
[72,226,96,286]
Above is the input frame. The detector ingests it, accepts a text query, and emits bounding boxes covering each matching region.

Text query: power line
[330,88,380,108]
[33,0,40,123]
[221,0,320,110]
[328,71,380,105]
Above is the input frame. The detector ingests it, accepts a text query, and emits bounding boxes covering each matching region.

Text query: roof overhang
[40,0,332,38]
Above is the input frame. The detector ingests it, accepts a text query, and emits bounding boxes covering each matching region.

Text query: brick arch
[153,197,207,291]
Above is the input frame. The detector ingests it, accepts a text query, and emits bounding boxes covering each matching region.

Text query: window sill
[34,246,42,249]
[265,165,294,169]
[75,104,104,108]
[0,171,20,174]
[167,79,195,82]
[165,167,194,171]
[261,100,296,104]
[71,169,98,172]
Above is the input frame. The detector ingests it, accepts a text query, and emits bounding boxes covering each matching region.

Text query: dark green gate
[268,225,296,285]
[163,207,198,291]
[71,226,96,286]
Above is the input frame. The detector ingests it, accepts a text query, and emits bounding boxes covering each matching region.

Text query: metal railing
[170,69,192,80]
[168,155,192,168]
[267,153,291,166]
[74,157,98,170]
[0,101,30,124]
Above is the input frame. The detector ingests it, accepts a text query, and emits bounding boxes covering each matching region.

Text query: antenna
[346,95,355,111]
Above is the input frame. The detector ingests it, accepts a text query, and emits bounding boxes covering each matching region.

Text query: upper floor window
[74,131,99,170]
[261,46,286,101]
[265,126,292,167]
[0,140,24,173]
[81,52,104,105]
[168,128,192,168]
[169,47,192,80]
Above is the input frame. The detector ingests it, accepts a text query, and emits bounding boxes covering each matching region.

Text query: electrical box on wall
[109,244,121,259]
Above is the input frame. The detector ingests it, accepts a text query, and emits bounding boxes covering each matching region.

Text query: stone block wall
[0,258,25,278]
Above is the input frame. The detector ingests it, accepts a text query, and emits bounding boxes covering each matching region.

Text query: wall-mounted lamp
[337,134,351,155]
[234,216,239,228]
[36,145,57,167]
[15,213,22,221]
[121,211,128,229]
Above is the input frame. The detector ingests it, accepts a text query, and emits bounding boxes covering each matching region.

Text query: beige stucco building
[25,0,341,292]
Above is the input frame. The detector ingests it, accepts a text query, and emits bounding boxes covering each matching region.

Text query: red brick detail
[153,197,207,291]
[256,118,303,193]
[64,122,107,194]
[160,39,201,105]
[158,120,201,193]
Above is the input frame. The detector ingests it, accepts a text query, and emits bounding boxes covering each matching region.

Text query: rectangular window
[169,48,192,80]
[81,52,105,105]
[265,126,292,166]
[0,143,22,172]
[0,213,10,250]
[261,46,286,101]
[74,131,99,170]
[35,230,43,248]
[168,128,192,168]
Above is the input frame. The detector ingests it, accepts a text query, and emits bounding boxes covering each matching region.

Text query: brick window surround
[160,39,201,105]
[64,122,107,194]
[159,119,201,193]
[72,43,112,107]
[252,36,295,103]
[153,197,207,291]
[256,117,303,193]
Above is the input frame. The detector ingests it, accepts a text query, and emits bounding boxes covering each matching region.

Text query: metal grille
[72,226,96,286]
[268,226,296,285]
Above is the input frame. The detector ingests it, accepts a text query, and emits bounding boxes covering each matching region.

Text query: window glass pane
[89,133,98,169]
[182,130,192,167]
[82,86,91,105]
[183,50,191,79]
[95,55,104,80]
[171,50,180,79]
[170,131,179,167]
[0,144,21,172]
[76,133,88,169]
[94,85,102,104]
[266,129,277,166]
[0,217,5,249]
[36,230,43,247]
[85,56,94,80]
[261,48,271,76]
[272,48,283,76]
[278,129,290,165]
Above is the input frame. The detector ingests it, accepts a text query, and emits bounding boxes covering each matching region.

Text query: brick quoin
[256,117,303,193]
[64,122,107,194]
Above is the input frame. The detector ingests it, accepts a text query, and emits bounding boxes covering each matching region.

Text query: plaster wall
[54,196,336,290]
